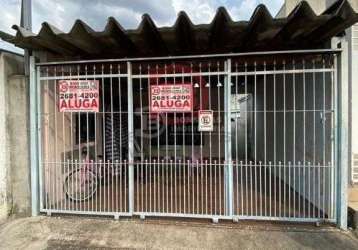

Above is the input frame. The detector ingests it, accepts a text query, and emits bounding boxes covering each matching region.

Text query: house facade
[0,0,357,230]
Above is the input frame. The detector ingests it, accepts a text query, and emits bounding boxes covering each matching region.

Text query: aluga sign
[150,84,193,113]
[58,80,99,112]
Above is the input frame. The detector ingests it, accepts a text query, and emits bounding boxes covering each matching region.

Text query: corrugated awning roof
[0,0,357,59]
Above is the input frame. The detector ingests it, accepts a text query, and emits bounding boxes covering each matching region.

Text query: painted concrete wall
[0,51,30,220]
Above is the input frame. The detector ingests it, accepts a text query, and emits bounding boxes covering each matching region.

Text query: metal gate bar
[35,50,338,224]
[230,56,336,222]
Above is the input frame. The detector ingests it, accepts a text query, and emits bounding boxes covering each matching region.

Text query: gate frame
[29,48,348,229]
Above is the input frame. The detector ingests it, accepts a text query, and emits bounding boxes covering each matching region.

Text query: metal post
[21,0,32,78]
[36,64,43,211]
[127,62,134,214]
[224,59,233,216]
[30,56,39,216]
[335,37,349,230]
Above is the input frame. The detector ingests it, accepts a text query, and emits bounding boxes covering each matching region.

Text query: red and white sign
[58,80,99,112]
[198,110,214,132]
[150,84,193,113]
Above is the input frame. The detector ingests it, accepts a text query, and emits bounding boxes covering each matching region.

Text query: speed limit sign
[198,110,214,132]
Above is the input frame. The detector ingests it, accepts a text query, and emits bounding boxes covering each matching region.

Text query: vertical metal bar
[254,61,257,216]
[61,66,65,211]
[245,62,248,216]
[164,64,168,164]
[156,64,160,164]
[205,160,208,214]
[303,59,306,218]
[139,65,143,162]
[273,60,277,217]
[288,161,291,217]
[184,160,186,214]
[210,160,212,214]
[196,160,199,214]
[336,40,349,229]
[224,59,233,217]
[146,160,148,212]
[116,160,119,212]
[283,60,286,217]
[30,56,39,216]
[269,161,272,217]
[218,61,222,162]
[154,159,157,212]
[127,62,134,214]
[208,63,212,164]
[98,159,101,212]
[124,159,127,212]
[199,63,203,163]
[313,60,316,173]
[45,67,50,210]
[181,64,185,164]
[187,160,190,213]
[264,62,267,217]
[36,64,44,211]
[103,159,106,211]
[322,59,326,219]
[279,161,282,217]
[234,63,240,216]
[317,162,321,218]
[75,160,78,211]
[239,161,242,216]
[179,159,182,213]
[76,66,80,165]
[141,161,144,212]
[162,159,164,213]
[54,67,60,211]
[172,63,177,172]
[165,160,168,213]
[293,59,296,217]
[181,65,185,213]
[150,159,152,212]
[21,0,32,79]
[158,160,161,213]
[330,55,336,219]
[93,65,97,212]
[147,64,152,161]
[308,159,311,218]
[214,160,217,215]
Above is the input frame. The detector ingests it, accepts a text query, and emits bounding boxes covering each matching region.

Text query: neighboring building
[0,49,30,219]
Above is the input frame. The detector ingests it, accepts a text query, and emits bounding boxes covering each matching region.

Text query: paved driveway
[0,216,357,249]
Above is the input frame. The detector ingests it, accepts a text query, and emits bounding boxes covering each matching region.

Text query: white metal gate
[36,51,337,223]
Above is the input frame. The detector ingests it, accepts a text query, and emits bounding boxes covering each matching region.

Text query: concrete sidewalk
[0,216,357,250]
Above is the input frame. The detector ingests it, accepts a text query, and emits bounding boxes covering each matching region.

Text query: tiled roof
[0,0,357,59]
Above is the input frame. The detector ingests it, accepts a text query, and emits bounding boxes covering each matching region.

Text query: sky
[0,0,284,53]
